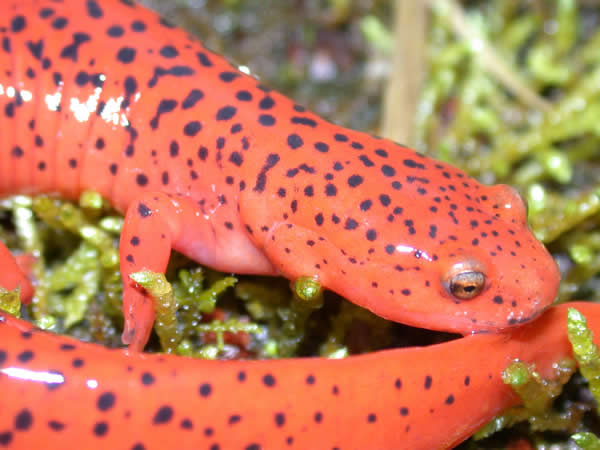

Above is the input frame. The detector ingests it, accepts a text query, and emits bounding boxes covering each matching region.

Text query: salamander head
[326,181,560,334]
[241,121,558,334]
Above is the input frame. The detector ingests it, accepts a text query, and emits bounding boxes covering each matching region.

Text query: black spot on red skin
[445,394,455,405]
[183,121,202,136]
[136,174,148,187]
[97,392,116,411]
[15,409,33,430]
[345,218,358,230]
[228,414,242,425]
[259,114,275,126]
[93,421,108,437]
[60,33,91,62]
[117,46,136,64]
[40,8,55,19]
[107,25,124,37]
[160,45,178,58]
[315,213,324,226]
[0,431,13,445]
[141,372,155,385]
[229,152,243,166]
[216,105,237,121]
[182,89,204,109]
[325,184,337,196]
[180,419,193,430]
[314,142,329,152]
[274,412,286,427]
[153,406,174,425]
[424,375,432,389]
[86,0,104,18]
[291,116,317,127]
[259,96,275,109]
[199,383,212,397]
[1,37,11,54]
[236,90,252,101]
[17,350,34,363]
[262,374,276,387]
[197,52,213,66]
[150,99,178,129]
[348,174,363,188]
[11,16,26,33]
[253,153,280,192]
[359,155,374,167]
[11,146,24,158]
[48,420,65,431]
[138,203,152,217]
[131,20,146,32]
[360,200,372,211]
[219,72,239,82]
[72,358,85,368]
[381,165,396,177]
[21,331,33,340]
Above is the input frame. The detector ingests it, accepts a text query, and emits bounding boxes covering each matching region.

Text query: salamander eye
[448,271,485,299]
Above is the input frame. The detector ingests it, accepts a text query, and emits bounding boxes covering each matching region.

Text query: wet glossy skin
[0,302,594,449]
[0,0,560,350]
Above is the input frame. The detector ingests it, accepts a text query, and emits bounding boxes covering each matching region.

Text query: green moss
[572,432,600,450]
[567,308,600,412]
[0,288,21,317]
[475,359,577,440]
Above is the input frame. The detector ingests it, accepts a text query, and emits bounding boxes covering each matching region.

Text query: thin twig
[380,1,428,146]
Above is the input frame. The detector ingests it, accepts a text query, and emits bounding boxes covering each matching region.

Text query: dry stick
[430,0,551,113]
[380,0,428,146]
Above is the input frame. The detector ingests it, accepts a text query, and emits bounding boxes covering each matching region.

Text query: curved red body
[0,302,595,449]
[0,0,559,349]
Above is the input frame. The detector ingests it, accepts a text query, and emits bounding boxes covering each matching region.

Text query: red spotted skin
[0,0,560,349]
[0,302,595,449]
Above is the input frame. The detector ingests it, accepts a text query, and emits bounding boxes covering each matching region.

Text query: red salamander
[0,0,560,350]
[0,302,596,449]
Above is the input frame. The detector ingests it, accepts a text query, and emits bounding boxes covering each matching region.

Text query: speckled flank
[0,0,560,350]
[0,303,595,449]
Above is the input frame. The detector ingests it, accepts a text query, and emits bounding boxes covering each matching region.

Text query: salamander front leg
[120,192,182,351]
[0,242,33,303]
